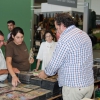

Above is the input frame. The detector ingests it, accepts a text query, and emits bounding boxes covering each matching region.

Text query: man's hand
[38,70,48,79]
[0,69,8,75]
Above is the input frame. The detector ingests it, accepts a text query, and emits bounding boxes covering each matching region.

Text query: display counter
[3,71,62,100]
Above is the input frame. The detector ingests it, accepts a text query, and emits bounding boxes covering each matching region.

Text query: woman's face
[45,33,53,43]
[12,32,24,45]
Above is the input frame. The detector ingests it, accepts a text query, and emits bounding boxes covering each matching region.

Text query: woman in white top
[35,30,57,71]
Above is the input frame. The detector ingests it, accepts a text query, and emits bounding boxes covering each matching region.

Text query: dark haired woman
[35,30,57,71]
[6,27,34,87]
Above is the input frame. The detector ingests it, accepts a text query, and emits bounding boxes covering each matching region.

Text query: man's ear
[61,23,65,27]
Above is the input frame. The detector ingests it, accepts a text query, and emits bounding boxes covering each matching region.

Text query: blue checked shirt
[45,25,94,87]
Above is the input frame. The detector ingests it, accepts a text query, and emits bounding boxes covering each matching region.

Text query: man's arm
[45,41,68,76]
[0,69,8,75]
[38,41,69,79]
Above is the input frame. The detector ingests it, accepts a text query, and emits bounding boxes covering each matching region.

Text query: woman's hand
[12,68,20,73]
[34,68,38,72]
[12,76,21,87]
[29,58,34,64]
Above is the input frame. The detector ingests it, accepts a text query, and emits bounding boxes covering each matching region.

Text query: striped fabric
[45,25,94,87]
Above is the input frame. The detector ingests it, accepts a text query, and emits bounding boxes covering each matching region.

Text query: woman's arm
[35,59,41,71]
[6,57,20,76]
[6,57,20,87]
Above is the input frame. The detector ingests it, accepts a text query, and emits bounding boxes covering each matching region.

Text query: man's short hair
[0,30,4,36]
[7,20,15,25]
[54,13,75,27]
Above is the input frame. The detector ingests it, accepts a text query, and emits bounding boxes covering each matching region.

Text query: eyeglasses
[45,35,52,38]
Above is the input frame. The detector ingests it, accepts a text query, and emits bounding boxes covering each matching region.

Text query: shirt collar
[46,40,54,45]
[0,49,2,53]
[60,25,76,37]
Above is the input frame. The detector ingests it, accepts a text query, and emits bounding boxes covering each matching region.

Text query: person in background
[0,31,8,82]
[35,30,57,71]
[6,27,34,87]
[7,20,15,40]
[40,28,46,42]
[78,15,83,30]
[75,14,79,27]
[38,13,94,100]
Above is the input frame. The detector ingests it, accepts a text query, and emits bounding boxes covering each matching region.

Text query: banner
[47,0,77,8]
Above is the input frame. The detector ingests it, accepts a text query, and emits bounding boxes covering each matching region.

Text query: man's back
[57,26,94,87]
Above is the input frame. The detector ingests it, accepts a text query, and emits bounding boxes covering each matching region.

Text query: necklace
[47,45,52,48]
[46,41,53,49]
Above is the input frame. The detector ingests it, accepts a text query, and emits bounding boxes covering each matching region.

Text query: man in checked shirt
[38,13,94,100]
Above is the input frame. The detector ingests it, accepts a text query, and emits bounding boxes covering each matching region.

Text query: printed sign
[48,0,77,8]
